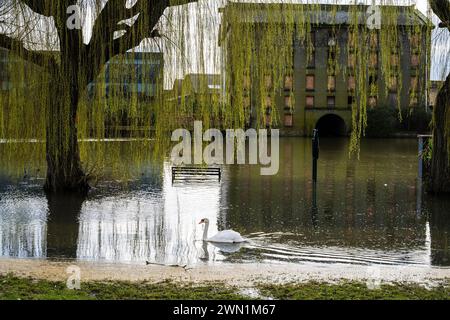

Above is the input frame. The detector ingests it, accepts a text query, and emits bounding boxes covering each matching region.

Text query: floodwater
[0,138,449,269]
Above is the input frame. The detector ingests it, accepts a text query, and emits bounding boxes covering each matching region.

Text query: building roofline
[219,2,434,27]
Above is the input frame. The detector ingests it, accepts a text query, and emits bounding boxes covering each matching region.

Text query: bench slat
[171,166,221,183]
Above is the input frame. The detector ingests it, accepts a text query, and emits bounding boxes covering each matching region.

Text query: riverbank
[1,274,449,300]
[0,258,449,299]
[1,258,450,285]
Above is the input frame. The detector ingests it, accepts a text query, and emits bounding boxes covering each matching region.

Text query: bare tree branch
[85,0,196,85]
[430,0,450,30]
[90,0,140,44]
[20,0,53,17]
[111,1,165,55]
[3,0,198,87]
[0,33,57,69]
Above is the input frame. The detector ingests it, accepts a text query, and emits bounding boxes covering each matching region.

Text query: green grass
[0,274,245,300]
[257,281,450,300]
[0,274,449,300]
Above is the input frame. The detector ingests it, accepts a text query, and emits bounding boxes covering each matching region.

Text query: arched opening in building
[315,114,347,136]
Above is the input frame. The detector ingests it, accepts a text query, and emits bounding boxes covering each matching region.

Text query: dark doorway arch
[315,114,347,136]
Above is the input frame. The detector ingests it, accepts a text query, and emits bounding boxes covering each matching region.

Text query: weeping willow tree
[428,0,450,194]
[0,0,448,194]
[0,0,198,193]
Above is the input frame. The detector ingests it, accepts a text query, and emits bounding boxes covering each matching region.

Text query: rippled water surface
[0,138,449,267]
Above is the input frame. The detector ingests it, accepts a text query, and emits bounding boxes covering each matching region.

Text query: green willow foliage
[0,0,437,181]
[221,2,433,156]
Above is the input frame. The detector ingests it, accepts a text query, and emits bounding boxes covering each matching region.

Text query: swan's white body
[200,218,246,243]
[207,229,245,243]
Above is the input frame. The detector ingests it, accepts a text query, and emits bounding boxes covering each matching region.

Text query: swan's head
[198,218,209,224]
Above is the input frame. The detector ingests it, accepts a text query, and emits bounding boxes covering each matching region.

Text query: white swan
[199,218,246,243]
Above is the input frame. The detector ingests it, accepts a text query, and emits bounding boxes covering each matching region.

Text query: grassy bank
[0,274,449,300]
[259,282,450,300]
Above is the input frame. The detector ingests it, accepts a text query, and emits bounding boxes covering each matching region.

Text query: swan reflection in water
[209,242,245,253]
[200,240,245,262]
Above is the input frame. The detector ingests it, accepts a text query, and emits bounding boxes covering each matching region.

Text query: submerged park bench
[171,166,221,183]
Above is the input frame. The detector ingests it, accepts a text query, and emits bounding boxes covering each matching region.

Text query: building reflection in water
[220,138,448,266]
[0,139,449,267]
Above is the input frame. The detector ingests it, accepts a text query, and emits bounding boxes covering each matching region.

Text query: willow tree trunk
[429,73,450,194]
[43,78,88,193]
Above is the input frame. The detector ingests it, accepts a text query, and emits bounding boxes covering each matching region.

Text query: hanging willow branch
[0,0,447,192]
[427,0,450,194]
[0,0,201,192]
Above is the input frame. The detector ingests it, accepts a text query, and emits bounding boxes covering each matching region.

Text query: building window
[369,32,378,49]
[410,76,418,92]
[327,30,337,72]
[284,95,292,108]
[264,75,272,89]
[388,76,398,92]
[265,107,272,126]
[409,95,418,108]
[390,54,399,67]
[391,46,399,54]
[327,96,335,108]
[310,31,316,47]
[388,93,397,106]
[284,75,293,91]
[243,96,250,109]
[348,31,356,50]
[306,75,315,91]
[348,53,356,68]
[410,34,420,49]
[369,53,378,68]
[348,95,355,107]
[369,74,377,86]
[307,32,315,68]
[368,96,377,108]
[307,54,315,68]
[306,96,314,108]
[327,75,335,92]
[348,76,356,91]
[284,113,293,127]
[411,54,419,67]
[243,75,250,90]
[307,51,315,68]
[328,50,336,62]
[328,29,337,47]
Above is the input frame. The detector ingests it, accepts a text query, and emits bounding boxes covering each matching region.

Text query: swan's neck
[202,221,209,240]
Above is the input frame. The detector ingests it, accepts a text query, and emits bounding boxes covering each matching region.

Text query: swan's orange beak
[198,220,203,224]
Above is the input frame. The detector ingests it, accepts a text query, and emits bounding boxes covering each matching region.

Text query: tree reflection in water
[0,139,449,267]
[46,192,83,259]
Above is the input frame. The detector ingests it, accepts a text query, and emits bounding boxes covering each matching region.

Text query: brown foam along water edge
[0,258,449,288]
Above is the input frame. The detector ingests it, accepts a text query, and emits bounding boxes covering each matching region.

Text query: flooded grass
[1,274,449,300]
[0,274,245,300]
[257,281,450,300]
